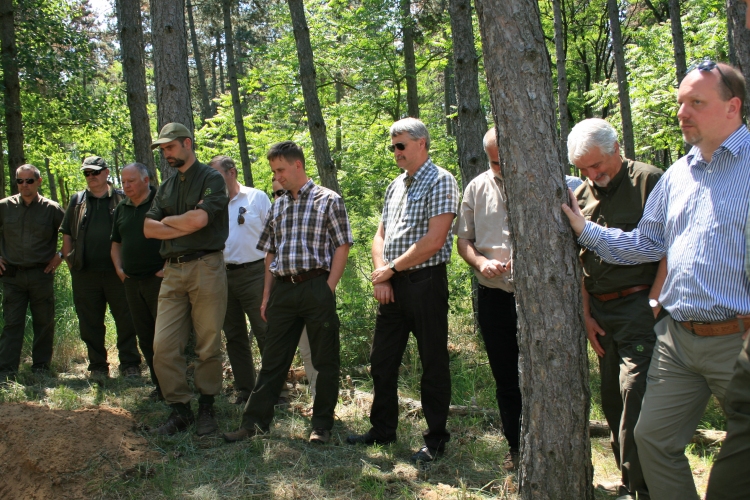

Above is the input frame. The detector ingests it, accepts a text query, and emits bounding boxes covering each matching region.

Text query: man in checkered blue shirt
[346,118,459,464]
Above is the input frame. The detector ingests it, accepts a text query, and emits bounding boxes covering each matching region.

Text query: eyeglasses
[273,189,285,198]
[387,142,407,153]
[16,178,36,185]
[238,206,246,225]
[83,170,103,177]
[687,60,735,98]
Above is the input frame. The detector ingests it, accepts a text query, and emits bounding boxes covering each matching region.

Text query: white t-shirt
[224,184,271,264]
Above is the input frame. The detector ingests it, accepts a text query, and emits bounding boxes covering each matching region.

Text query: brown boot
[223,426,267,443]
[150,408,194,435]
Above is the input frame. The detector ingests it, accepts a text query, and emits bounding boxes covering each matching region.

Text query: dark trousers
[0,268,55,373]
[241,273,340,431]
[369,264,451,451]
[224,260,267,397]
[123,274,162,387]
[590,290,656,499]
[477,285,522,452]
[70,268,140,372]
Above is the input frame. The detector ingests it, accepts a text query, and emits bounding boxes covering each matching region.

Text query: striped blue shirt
[578,125,750,322]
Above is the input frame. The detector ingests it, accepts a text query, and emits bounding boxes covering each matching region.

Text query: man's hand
[155,268,165,278]
[585,315,607,357]
[371,265,394,285]
[479,259,504,280]
[561,188,586,236]
[44,253,63,274]
[260,298,269,322]
[373,281,395,305]
[115,267,129,283]
[0,257,5,276]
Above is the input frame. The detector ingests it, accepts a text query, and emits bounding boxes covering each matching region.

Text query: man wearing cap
[144,123,229,436]
[209,155,271,406]
[61,156,141,380]
[111,163,165,400]
[0,164,64,380]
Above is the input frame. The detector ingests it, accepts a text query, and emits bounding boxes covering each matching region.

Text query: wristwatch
[388,261,398,272]
[57,251,64,259]
[648,298,660,308]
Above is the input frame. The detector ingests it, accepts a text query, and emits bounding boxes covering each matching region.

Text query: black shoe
[410,446,443,463]
[196,404,218,436]
[346,432,396,446]
[150,409,195,435]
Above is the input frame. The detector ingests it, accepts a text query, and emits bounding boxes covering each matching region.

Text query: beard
[166,157,185,168]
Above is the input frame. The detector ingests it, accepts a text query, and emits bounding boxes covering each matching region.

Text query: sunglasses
[16,178,36,185]
[387,142,407,153]
[238,206,246,225]
[273,189,285,198]
[83,170,103,177]
[687,60,735,98]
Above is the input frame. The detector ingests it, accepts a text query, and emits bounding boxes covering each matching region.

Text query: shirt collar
[297,178,315,198]
[124,185,156,207]
[593,158,628,195]
[687,125,750,165]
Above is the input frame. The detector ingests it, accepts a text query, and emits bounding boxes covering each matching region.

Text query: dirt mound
[0,403,157,500]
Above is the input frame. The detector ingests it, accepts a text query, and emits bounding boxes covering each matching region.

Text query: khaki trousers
[634,316,743,500]
[153,252,227,405]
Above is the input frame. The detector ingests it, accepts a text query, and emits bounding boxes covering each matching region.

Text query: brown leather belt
[276,268,328,284]
[226,259,264,271]
[679,318,746,337]
[592,285,651,302]
[168,249,219,264]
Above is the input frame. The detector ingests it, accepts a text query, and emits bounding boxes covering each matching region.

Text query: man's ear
[727,96,742,120]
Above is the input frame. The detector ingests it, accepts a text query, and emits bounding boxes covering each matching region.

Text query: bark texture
[668,0,687,84]
[474,0,594,497]
[401,0,419,118]
[44,158,58,202]
[552,0,571,169]
[1,0,24,194]
[728,0,750,120]
[606,0,635,159]
[115,0,158,184]
[187,0,211,124]
[287,0,340,194]
[151,0,194,179]
[449,0,487,187]
[222,0,254,187]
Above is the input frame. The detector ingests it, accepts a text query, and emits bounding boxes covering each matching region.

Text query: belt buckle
[290,274,298,284]
[175,255,185,264]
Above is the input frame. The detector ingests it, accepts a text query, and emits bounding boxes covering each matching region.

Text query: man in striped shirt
[563,63,750,500]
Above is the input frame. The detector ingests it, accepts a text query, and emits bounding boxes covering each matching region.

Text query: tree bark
[728,0,750,120]
[0,0,24,195]
[151,0,194,180]
[0,131,4,197]
[443,58,455,137]
[115,0,158,185]
[186,0,211,124]
[222,0,254,187]
[448,0,487,188]
[287,0,340,194]
[606,0,635,159]
[474,0,594,497]
[401,0,419,118]
[216,32,225,94]
[552,0,571,170]
[668,0,687,84]
[44,158,58,202]
[335,78,343,171]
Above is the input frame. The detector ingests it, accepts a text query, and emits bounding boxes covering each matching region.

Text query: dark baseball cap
[81,156,107,170]
[151,122,193,149]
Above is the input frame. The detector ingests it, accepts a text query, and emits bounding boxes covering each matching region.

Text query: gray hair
[567,118,619,164]
[122,162,150,181]
[210,155,236,173]
[483,128,497,151]
[390,117,430,151]
[16,164,41,179]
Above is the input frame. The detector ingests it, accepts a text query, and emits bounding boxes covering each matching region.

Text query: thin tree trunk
[728,0,750,120]
[287,0,340,193]
[449,0,487,188]
[402,0,419,118]
[0,0,24,195]
[115,0,158,185]
[186,0,211,123]
[211,42,218,115]
[335,79,343,171]
[443,58,455,137]
[151,0,194,180]
[474,0,594,497]
[668,0,687,84]
[44,158,58,202]
[552,0,571,171]
[607,0,635,159]
[0,131,5,197]
[217,32,225,94]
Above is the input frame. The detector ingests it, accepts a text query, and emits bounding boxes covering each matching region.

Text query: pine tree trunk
[335,78,343,171]
[552,0,571,170]
[728,0,750,120]
[668,0,687,84]
[115,0,158,185]
[402,0,419,118]
[0,131,5,197]
[186,0,211,124]
[44,158,58,202]
[448,0,487,188]
[217,32,225,94]
[151,0,194,180]
[222,0,254,187]
[287,0,340,194]
[474,0,594,497]
[606,0,635,159]
[0,0,24,195]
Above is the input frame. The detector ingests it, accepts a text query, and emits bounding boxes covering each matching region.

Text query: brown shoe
[223,426,267,443]
[502,450,520,471]
[309,428,331,444]
[150,409,194,436]
[196,404,218,436]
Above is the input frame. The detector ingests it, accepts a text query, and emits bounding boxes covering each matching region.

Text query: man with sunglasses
[563,62,750,500]
[0,164,64,381]
[61,156,141,381]
[209,155,271,406]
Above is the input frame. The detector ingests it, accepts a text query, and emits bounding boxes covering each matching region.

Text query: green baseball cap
[151,122,193,149]
[81,156,107,170]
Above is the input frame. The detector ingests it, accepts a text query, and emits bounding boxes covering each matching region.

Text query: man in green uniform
[60,156,141,379]
[0,164,64,380]
[570,118,664,500]
[111,162,165,400]
[144,123,229,436]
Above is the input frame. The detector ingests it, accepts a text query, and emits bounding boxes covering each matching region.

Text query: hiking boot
[196,404,218,436]
[410,446,443,464]
[346,431,396,446]
[89,369,109,382]
[223,426,267,443]
[309,428,331,444]
[150,408,194,436]
[502,450,520,471]
[123,366,141,378]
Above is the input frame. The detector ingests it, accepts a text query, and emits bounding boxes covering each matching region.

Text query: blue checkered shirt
[380,159,459,270]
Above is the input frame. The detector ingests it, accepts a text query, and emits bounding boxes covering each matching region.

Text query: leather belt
[168,250,219,264]
[226,259,264,271]
[679,318,746,337]
[592,285,651,302]
[276,268,328,284]
[394,262,446,277]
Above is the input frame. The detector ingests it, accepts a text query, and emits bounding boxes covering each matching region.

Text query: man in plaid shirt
[347,118,459,463]
[223,141,353,445]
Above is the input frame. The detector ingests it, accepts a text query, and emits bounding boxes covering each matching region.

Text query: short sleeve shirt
[60,189,119,271]
[224,185,271,264]
[0,194,64,266]
[111,186,164,278]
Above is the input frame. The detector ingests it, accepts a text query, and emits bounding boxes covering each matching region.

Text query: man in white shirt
[210,155,271,404]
